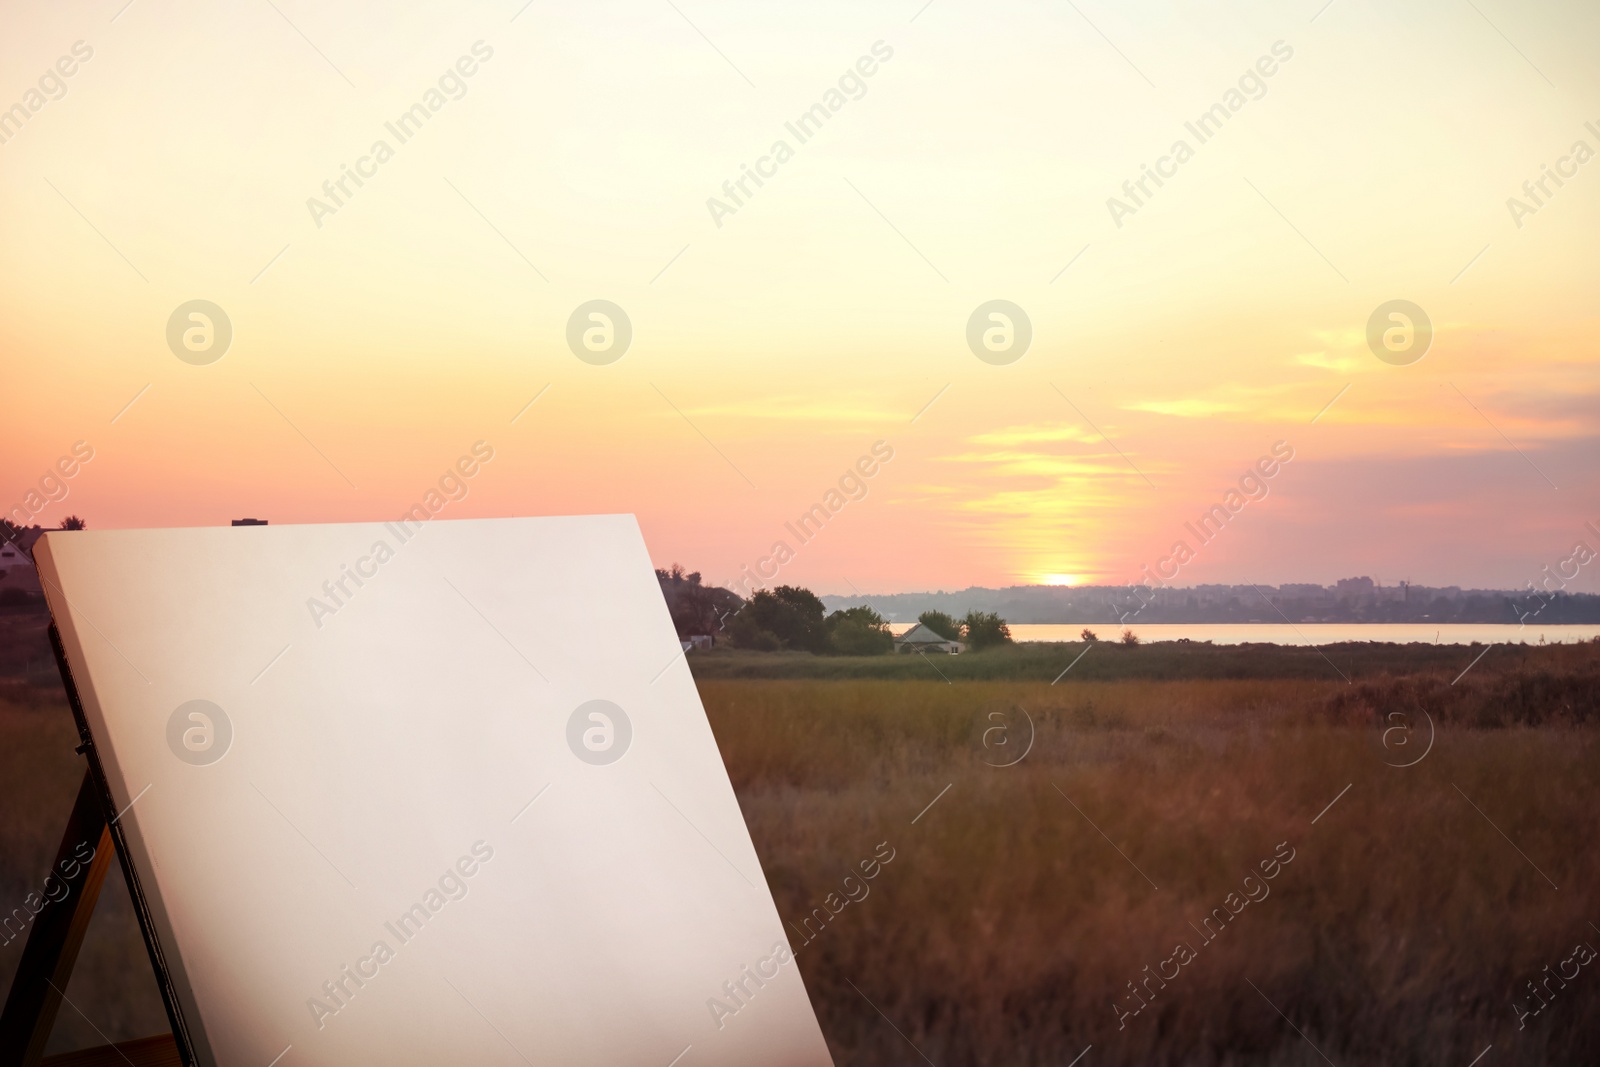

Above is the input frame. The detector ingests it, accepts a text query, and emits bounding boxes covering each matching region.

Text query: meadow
[714,673,1598,1065]
[0,610,167,1055]
[2,607,1597,1063]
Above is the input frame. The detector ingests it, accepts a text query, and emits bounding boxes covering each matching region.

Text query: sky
[2,0,1598,595]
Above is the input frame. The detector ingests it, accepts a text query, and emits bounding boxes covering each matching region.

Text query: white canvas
[34,516,833,1067]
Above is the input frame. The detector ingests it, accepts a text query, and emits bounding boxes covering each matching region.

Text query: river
[1002,623,1600,646]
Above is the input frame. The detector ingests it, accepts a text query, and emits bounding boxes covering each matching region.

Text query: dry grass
[0,690,170,1054]
[707,679,1600,1066]
[4,618,1596,1063]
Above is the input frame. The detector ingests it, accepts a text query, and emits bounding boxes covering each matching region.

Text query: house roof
[895,622,958,644]
[4,525,45,555]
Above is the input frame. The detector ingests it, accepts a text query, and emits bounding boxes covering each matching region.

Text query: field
[0,610,169,1054]
[714,674,1599,1065]
[3,607,1597,1063]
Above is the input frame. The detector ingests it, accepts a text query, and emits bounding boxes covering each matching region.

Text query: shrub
[961,611,1012,651]
[655,563,743,639]
[724,609,781,651]
[827,606,894,656]
[918,610,964,642]
[1322,664,1600,728]
[740,586,829,653]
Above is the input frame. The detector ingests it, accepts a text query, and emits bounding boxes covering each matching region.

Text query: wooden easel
[0,627,190,1067]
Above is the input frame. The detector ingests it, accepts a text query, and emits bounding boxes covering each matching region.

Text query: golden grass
[0,696,169,1054]
[3,670,1595,1064]
[706,679,1600,1066]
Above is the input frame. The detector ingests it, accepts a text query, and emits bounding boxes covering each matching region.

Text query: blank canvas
[35,516,833,1066]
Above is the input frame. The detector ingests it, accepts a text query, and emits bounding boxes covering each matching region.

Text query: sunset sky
[3,0,1598,594]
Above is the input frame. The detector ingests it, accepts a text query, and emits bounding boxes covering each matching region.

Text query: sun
[1039,573,1082,586]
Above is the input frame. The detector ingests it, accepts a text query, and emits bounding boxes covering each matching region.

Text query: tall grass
[3,605,1596,1062]
[688,638,1600,683]
[0,693,170,1054]
[706,679,1600,1066]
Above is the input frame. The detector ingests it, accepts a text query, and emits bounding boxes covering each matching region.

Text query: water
[1005,623,1600,646]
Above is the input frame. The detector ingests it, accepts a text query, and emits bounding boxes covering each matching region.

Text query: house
[0,535,41,596]
[893,623,964,654]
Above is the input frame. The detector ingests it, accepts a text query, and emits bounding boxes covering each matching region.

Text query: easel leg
[0,769,116,1067]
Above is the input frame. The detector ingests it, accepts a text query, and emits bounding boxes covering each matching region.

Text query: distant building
[232,518,269,526]
[0,535,41,595]
[893,623,964,654]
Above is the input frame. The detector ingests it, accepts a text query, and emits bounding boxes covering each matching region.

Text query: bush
[1322,664,1600,728]
[918,610,963,642]
[961,611,1012,651]
[655,564,743,639]
[724,610,781,651]
[738,586,829,653]
[827,606,894,656]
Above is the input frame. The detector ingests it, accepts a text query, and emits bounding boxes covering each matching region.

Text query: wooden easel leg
[0,769,117,1067]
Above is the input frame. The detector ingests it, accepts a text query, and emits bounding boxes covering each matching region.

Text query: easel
[0,626,192,1067]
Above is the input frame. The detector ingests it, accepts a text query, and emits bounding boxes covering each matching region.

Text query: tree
[744,586,829,653]
[827,606,894,656]
[655,563,694,585]
[1120,628,1140,646]
[918,610,963,641]
[1081,628,1099,642]
[0,519,18,544]
[58,515,87,530]
[725,609,781,651]
[655,563,741,640]
[961,610,1012,650]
